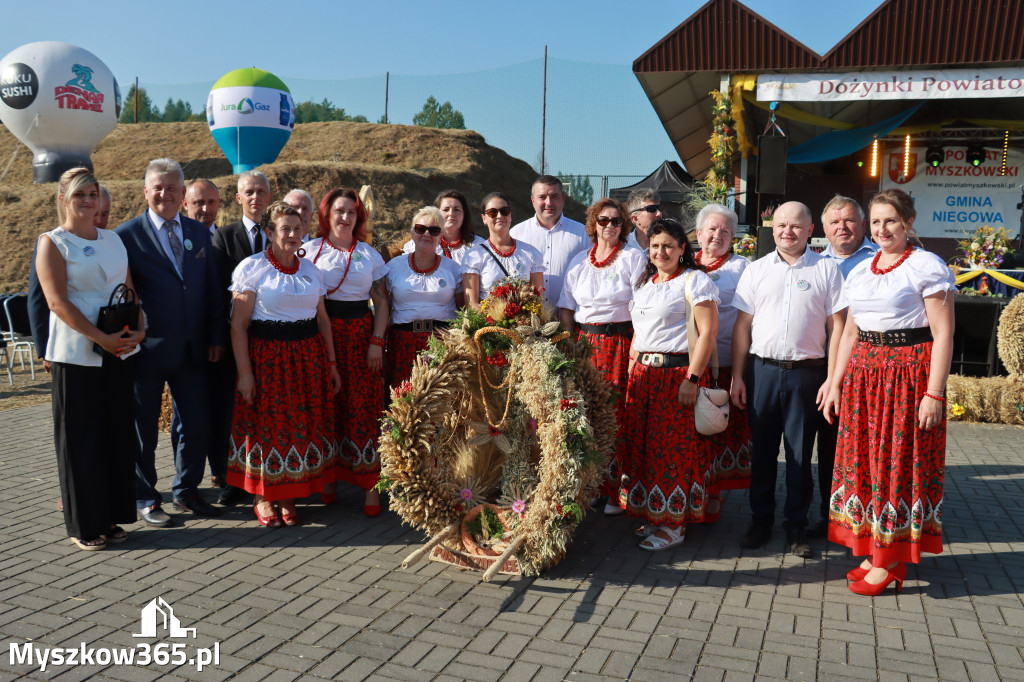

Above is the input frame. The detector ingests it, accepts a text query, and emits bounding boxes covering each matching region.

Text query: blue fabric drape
[787,103,924,164]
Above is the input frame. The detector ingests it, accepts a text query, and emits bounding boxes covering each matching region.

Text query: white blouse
[704,255,749,364]
[558,245,647,323]
[401,238,474,265]
[630,269,720,354]
[386,255,463,325]
[230,253,326,322]
[461,240,545,293]
[845,249,956,331]
[303,238,387,301]
[44,227,130,367]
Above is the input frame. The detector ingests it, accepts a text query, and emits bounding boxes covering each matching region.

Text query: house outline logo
[132,597,196,639]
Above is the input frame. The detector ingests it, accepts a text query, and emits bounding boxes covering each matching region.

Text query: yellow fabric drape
[729,74,758,158]
[955,268,1024,291]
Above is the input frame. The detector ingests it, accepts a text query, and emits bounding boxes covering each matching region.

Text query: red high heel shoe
[280,505,300,527]
[849,562,906,596]
[846,564,871,582]
[704,496,722,524]
[254,503,281,528]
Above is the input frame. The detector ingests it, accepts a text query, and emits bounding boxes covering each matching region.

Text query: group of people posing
[35,161,953,597]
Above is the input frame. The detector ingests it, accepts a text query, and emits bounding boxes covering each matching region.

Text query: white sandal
[639,526,685,551]
[634,524,658,538]
[604,503,625,516]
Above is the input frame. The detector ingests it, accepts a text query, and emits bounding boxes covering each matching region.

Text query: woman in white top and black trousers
[229,202,341,528]
[558,197,646,515]
[822,189,955,596]
[304,187,389,516]
[36,168,145,550]
[462,192,544,307]
[623,218,720,551]
[386,206,464,389]
[401,190,477,265]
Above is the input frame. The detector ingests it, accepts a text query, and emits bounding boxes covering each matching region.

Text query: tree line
[119,86,466,129]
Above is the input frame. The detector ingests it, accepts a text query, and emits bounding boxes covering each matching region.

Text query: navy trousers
[815,412,838,518]
[745,358,825,532]
[133,355,209,508]
[170,356,234,480]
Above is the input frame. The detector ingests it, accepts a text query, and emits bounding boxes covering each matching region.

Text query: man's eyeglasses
[630,204,662,214]
[596,216,624,227]
[413,224,442,236]
[483,206,511,218]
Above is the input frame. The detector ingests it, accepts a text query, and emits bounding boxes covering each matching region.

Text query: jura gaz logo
[221,97,270,114]
[133,597,196,638]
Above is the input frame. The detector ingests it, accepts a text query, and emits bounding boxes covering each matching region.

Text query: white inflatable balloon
[0,41,120,183]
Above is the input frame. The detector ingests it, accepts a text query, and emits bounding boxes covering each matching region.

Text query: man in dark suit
[115,158,226,525]
[210,170,271,505]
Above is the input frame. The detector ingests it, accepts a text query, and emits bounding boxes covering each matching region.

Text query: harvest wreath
[377,278,616,579]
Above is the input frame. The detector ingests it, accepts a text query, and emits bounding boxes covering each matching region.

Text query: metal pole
[133,76,138,124]
[541,46,547,175]
[384,72,389,124]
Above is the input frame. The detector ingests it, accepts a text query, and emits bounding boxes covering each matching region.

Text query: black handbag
[93,284,141,356]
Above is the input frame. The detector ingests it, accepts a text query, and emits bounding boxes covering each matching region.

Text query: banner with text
[757,67,1024,102]
[879,146,1023,239]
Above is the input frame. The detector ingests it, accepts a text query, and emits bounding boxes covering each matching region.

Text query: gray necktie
[165,221,184,272]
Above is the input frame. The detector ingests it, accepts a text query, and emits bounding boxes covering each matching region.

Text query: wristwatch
[686,373,700,385]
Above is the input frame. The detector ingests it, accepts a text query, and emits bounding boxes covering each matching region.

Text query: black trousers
[171,356,234,479]
[746,358,825,533]
[52,357,138,539]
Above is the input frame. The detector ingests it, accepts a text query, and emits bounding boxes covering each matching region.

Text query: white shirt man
[820,195,878,279]
[509,176,588,308]
[730,201,847,558]
[283,188,315,242]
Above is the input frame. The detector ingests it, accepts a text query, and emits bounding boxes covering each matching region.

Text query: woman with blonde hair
[386,205,464,388]
[36,168,145,550]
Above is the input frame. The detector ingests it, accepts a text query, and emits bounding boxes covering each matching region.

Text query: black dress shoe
[740,522,772,549]
[216,485,248,506]
[172,493,221,517]
[806,517,828,538]
[138,505,172,527]
[787,530,813,558]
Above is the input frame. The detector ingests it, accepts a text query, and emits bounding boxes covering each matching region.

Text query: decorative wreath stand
[378,279,616,580]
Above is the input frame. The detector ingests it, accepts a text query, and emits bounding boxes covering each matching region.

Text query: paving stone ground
[1,402,1022,681]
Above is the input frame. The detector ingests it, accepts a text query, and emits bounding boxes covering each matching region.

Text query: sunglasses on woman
[483,206,511,218]
[596,216,624,227]
[413,224,442,236]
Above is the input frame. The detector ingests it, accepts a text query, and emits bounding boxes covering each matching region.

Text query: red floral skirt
[333,315,384,489]
[620,362,714,527]
[386,328,431,390]
[582,330,631,501]
[228,333,335,501]
[829,340,945,563]
[706,365,752,491]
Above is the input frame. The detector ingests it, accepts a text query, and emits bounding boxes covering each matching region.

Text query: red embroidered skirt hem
[828,340,945,564]
[228,334,335,501]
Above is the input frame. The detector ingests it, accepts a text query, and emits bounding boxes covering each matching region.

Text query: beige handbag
[684,271,730,435]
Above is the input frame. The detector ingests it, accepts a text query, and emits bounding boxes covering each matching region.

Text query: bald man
[183,179,221,235]
[731,201,848,558]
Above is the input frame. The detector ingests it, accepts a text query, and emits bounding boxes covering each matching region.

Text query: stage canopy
[633,0,1024,179]
[610,160,697,230]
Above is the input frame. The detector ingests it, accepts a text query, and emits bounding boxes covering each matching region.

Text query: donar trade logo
[53,63,104,113]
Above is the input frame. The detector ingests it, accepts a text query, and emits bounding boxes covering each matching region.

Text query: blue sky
[2,1,885,177]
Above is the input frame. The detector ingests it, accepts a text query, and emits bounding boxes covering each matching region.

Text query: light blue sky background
[2,0,885,178]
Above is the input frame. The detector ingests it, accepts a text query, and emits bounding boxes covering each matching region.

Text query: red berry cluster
[485,351,508,367]
[559,398,577,411]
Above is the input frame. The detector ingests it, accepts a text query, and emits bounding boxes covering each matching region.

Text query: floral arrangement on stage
[377,278,617,579]
[954,225,1013,269]
[687,90,736,211]
[759,205,776,227]
[733,234,757,259]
